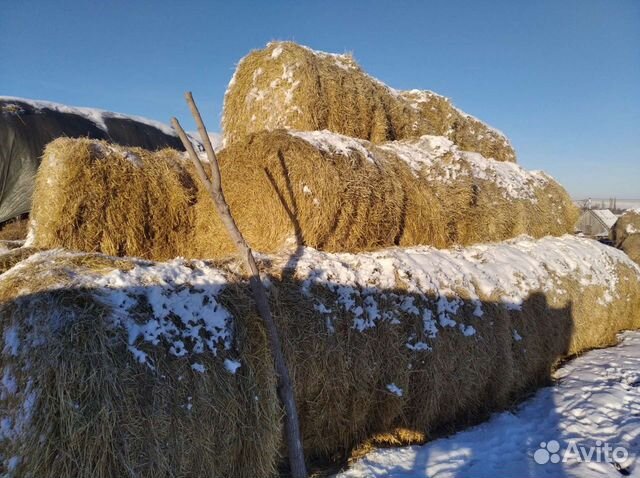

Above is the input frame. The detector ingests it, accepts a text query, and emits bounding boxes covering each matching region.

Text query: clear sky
[1,0,638,199]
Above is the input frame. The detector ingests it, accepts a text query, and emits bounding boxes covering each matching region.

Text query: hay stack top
[223,41,516,162]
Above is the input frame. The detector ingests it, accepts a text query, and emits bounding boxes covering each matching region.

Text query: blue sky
[1,0,638,198]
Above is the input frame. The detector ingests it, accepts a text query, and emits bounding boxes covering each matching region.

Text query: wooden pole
[171,92,308,478]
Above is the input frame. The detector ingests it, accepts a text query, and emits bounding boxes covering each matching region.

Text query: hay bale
[198,130,577,256]
[611,209,640,265]
[620,234,640,265]
[0,250,280,477]
[31,134,577,260]
[268,235,640,457]
[222,41,516,162]
[2,235,638,474]
[0,97,186,224]
[30,138,198,261]
[612,209,640,246]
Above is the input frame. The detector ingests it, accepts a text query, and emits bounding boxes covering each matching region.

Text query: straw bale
[2,235,638,474]
[222,41,516,162]
[31,134,577,260]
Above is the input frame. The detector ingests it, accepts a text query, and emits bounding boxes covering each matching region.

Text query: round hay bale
[620,234,640,265]
[268,236,640,457]
[31,133,577,260]
[611,209,640,266]
[203,131,577,256]
[223,41,516,162]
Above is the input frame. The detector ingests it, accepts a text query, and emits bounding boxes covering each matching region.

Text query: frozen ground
[337,331,640,478]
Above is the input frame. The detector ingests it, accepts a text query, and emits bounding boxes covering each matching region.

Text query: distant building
[575,209,618,238]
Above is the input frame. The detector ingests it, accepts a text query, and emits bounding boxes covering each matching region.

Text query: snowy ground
[337,331,640,478]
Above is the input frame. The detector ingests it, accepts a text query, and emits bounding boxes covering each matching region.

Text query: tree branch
[171,93,308,478]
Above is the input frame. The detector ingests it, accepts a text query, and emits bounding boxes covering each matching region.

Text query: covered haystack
[30,134,577,260]
[222,41,516,162]
[2,235,639,475]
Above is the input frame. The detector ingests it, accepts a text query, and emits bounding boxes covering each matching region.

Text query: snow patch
[289,130,376,163]
[271,45,284,59]
[284,235,638,340]
[386,383,403,397]
[224,359,241,374]
[0,96,176,137]
[379,135,548,201]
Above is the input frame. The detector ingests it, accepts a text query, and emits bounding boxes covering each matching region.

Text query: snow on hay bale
[29,134,577,260]
[0,250,280,477]
[611,209,640,265]
[1,236,639,475]
[222,41,516,162]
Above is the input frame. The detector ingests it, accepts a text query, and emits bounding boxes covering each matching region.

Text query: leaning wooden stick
[171,92,308,478]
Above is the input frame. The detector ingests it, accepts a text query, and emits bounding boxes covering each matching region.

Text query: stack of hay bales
[29,134,577,259]
[611,209,640,265]
[29,42,579,258]
[5,41,613,476]
[222,42,515,162]
[1,235,639,476]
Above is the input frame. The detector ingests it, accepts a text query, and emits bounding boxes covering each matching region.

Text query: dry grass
[1,239,639,475]
[222,41,516,162]
[0,251,280,478]
[0,217,29,241]
[611,210,640,265]
[31,135,577,260]
[31,138,198,261]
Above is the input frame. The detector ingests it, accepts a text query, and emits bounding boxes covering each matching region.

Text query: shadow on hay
[0,279,281,478]
[249,151,576,475]
[0,259,577,478]
[270,261,575,477]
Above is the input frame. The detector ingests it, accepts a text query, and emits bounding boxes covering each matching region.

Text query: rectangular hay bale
[1,235,639,475]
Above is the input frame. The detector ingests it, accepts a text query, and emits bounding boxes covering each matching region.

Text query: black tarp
[0,98,184,223]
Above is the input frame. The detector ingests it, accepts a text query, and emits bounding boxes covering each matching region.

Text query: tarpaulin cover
[0,97,184,223]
